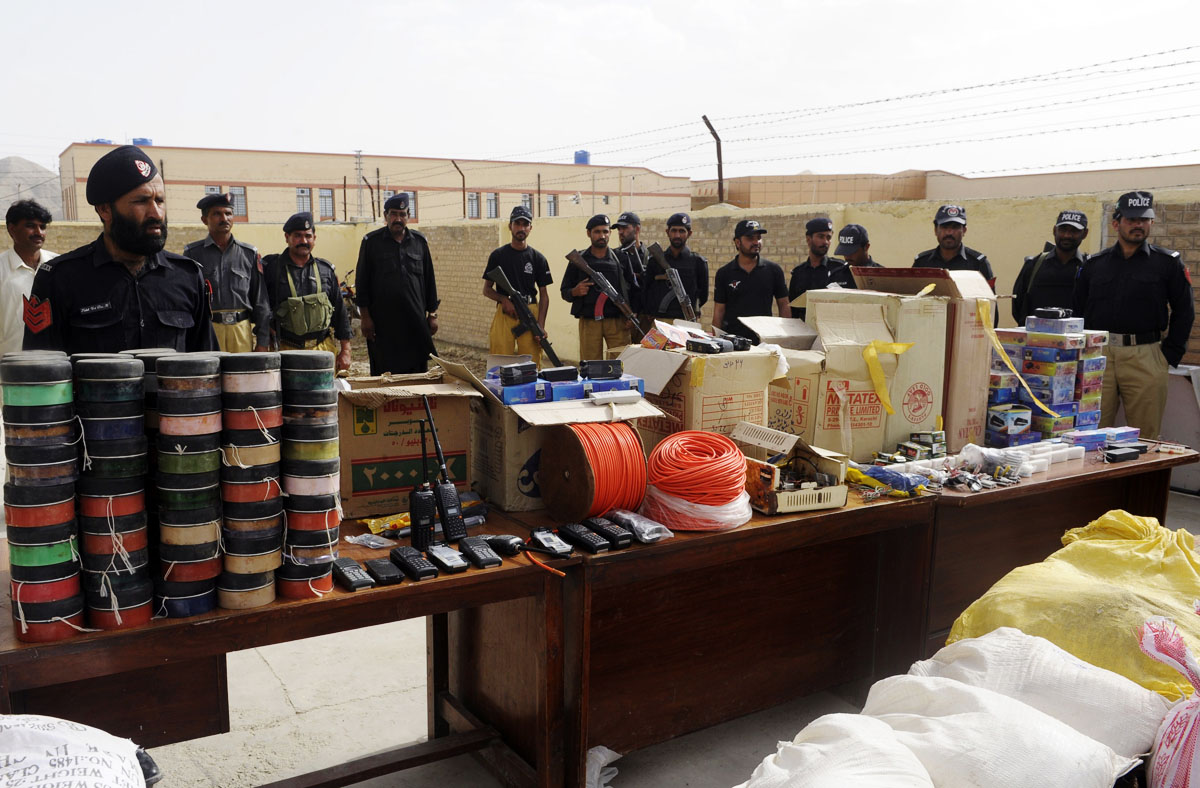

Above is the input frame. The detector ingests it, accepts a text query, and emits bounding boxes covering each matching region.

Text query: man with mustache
[560,214,637,360]
[263,212,351,371]
[1074,191,1194,439]
[183,193,270,352]
[2,199,57,354]
[913,204,995,290]
[788,217,853,321]
[1011,210,1089,323]
[355,193,438,374]
[482,205,553,365]
[23,145,216,353]
[712,219,790,342]
[640,212,708,326]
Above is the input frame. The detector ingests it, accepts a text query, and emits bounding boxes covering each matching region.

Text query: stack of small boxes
[891,431,948,463]
[1075,330,1109,429]
[987,328,1037,447]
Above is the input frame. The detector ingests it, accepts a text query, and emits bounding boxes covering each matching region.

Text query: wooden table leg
[538,574,565,788]
[428,613,449,740]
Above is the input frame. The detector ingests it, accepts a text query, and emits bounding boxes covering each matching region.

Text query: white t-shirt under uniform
[0,247,58,354]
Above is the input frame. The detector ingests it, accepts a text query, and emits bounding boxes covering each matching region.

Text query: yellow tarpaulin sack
[950,509,1200,701]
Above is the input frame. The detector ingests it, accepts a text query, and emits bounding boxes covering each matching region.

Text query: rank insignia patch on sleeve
[23,295,52,333]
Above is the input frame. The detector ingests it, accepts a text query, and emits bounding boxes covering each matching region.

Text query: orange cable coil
[567,422,647,517]
[642,430,752,531]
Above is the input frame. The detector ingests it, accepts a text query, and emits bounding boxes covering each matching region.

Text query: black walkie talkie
[409,420,437,551]
[422,395,468,542]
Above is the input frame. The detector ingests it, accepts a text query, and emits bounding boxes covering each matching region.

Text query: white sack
[0,714,143,788]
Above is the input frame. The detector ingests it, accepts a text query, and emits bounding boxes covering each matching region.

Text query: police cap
[835,224,869,255]
[509,205,533,223]
[805,217,834,235]
[383,193,409,212]
[586,214,610,231]
[283,212,314,233]
[196,192,232,212]
[1055,210,1088,229]
[1115,191,1155,220]
[611,211,640,228]
[734,219,767,238]
[666,212,691,228]
[934,204,967,225]
[85,145,159,206]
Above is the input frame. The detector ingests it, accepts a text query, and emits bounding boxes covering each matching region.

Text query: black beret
[86,145,158,206]
[383,193,409,212]
[805,217,834,235]
[197,192,232,212]
[283,212,314,233]
[586,214,610,231]
[666,212,691,228]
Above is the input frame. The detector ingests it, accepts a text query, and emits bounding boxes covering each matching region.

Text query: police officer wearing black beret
[788,216,855,320]
[356,193,439,374]
[263,211,352,370]
[913,204,995,290]
[1074,191,1194,439]
[23,145,217,354]
[642,212,709,324]
[184,193,271,353]
[560,214,637,359]
[1011,210,1089,324]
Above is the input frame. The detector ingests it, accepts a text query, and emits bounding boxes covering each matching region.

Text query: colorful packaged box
[1080,346,1104,360]
[988,387,1018,405]
[1033,414,1076,434]
[1026,331,1086,350]
[1043,401,1079,416]
[897,441,932,460]
[1021,385,1076,405]
[990,371,1018,389]
[911,430,946,446]
[1076,383,1103,401]
[1079,356,1108,373]
[1083,330,1110,347]
[1024,316,1085,334]
[1102,426,1140,442]
[484,379,550,405]
[987,404,1032,435]
[995,328,1028,344]
[1024,346,1081,363]
[1025,373,1076,389]
[547,379,586,402]
[1077,397,1102,413]
[1075,410,1102,428]
[1022,359,1078,377]
[1065,429,1108,450]
[986,429,1042,448]
[582,373,645,396]
[1077,369,1105,386]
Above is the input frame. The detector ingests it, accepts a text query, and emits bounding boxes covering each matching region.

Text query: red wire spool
[642,430,750,531]
[539,422,647,523]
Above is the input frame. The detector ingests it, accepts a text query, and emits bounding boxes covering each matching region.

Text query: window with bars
[467,192,480,219]
[205,185,221,195]
[521,193,533,212]
[229,186,247,218]
[486,192,498,219]
[546,194,558,217]
[296,187,311,213]
[405,191,417,220]
[318,188,334,220]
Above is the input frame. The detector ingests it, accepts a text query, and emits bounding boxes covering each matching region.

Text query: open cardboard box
[731,420,849,515]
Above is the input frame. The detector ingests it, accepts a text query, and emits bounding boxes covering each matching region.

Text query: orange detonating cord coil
[567,422,647,517]
[647,430,746,506]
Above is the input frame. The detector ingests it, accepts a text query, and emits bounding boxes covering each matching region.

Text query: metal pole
[537,173,541,218]
[343,176,347,220]
[361,176,375,222]
[355,150,363,219]
[702,114,724,205]
[375,168,381,216]
[451,160,466,219]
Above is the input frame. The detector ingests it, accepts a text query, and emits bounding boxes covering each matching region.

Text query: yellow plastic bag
[950,509,1200,701]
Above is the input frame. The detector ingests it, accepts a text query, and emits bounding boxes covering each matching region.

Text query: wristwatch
[427,312,438,319]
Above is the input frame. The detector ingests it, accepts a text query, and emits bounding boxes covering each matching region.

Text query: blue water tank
[574,150,590,165]
[86,138,113,144]
[132,137,153,146]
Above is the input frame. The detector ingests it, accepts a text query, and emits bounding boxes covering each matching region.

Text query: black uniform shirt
[262,251,351,341]
[1011,245,1084,323]
[643,245,709,320]
[482,244,553,302]
[23,235,217,354]
[1073,241,1194,366]
[615,241,649,313]
[713,256,787,339]
[788,256,855,320]
[183,235,271,346]
[913,245,995,289]
[560,249,633,320]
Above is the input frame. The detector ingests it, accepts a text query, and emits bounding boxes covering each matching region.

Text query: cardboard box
[987,404,1032,435]
[731,420,848,515]
[803,288,948,450]
[620,344,783,452]
[338,373,481,519]
[1024,316,1085,334]
[1026,331,1086,349]
[852,267,996,452]
[435,357,663,512]
[986,429,1041,448]
[740,317,822,439]
[1024,346,1080,363]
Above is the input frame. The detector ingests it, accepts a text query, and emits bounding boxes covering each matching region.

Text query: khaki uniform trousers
[578,317,628,361]
[281,333,339,354]
[212,318,256,353]
[488,304,543,367]
[1100,343,1169,440]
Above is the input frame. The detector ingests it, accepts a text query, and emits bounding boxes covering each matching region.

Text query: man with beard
[712,220,790,341]
[263,212,351,371]
[1074,191,1193,439]
[834,224,884,270]
[788,217,853,320]
[482,205,553,364]
[913,204,995,290]
[611,212,649,339]
[641,212,708,325]
[23,145,216,354]
[355,193,438,374]
[1011,210,1089,323]
[183,192,270,352]
[560,214,636,360]
[2,200,57,354]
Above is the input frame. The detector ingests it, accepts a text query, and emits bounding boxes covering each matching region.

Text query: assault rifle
[485,267,562,367]
[647,242,698,322]
[565,250,644,337]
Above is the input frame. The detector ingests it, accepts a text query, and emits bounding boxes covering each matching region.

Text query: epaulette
[968,247,988,261]
[41,244,93,270]
[363,226,387,240]
[407,228,427,241]
[1150,244,1181,258]
[233,238,258,253]
[164,250,204,271]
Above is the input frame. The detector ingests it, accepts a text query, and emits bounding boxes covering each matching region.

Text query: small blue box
[1024,346,1081,363]
[1020,385,1076,406]
[547,379,586,402]
[1075,410,1102,428]
[583,374,644,396]
[1025,316,1086,334]
[986,429,1042,448]
[484,379,549,405]
[1044,401,1079,416]
[988,387,1018,405]
[1080,356,1108,373]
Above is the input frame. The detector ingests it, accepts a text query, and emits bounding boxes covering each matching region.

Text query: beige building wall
[692,171,926,209]
[58,143,690,228]
[927,164,1200,202]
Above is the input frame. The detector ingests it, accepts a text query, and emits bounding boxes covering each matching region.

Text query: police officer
[1011,210,1088,324]
[712,220,790,341]
[612,212,649,341]
[560,214,636,360]
[789,217,854,320]
[642,212,708,324]
[482,205,553,365]
[1074,191,1194,440]
[263,212,351,371]
[23,145,216,354]
[834,224,884,270]
[913,204,995,290]
[184,193,271,352]
[356,193,439,375]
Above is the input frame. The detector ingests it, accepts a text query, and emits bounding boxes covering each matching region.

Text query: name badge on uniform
[79,302,113,315]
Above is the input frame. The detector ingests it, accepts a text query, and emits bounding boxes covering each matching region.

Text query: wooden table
[0,513,570,788]
[478,496,936,788]
[924,445,1199,655]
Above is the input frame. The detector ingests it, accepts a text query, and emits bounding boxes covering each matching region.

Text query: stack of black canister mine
[276,351,340,598]
[72,355,152,630]
[2,352,83,641]
[219,353,284,609]
[154,354,223,616]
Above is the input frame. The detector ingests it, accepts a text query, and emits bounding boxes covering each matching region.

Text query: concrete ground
[136,491,1200,787]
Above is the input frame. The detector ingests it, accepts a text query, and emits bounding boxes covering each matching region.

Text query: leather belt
[213,310,251,325]
[1113,331,1161,346]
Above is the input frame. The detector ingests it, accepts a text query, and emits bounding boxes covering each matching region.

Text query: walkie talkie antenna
[423,395,451,485]
[419,419,430,485]
[421,395,468,542]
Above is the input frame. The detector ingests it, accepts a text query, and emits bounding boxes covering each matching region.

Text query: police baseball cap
[611,212,640,228]
[586,214,610,231]
[85,145,159,206]
[509,205,533,223]
[383,193,409,212]
[1055,210,1088,229]
[834,224,869,255]
[1115,191,1155,219]
[667,212,691,228]
[734,219,767,238]
[934,204,967,225]
[283,212,314,233]
[805,217,834,235]
[196,192,232,212]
